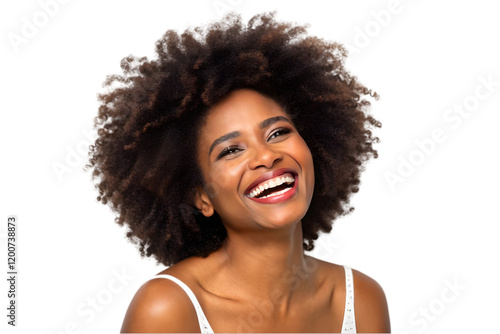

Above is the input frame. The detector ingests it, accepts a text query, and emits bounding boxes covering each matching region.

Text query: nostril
[248,146,282,169]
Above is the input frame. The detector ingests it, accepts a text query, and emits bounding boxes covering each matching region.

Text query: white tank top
[150,265,356,333]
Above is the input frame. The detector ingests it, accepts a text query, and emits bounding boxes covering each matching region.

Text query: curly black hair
[87,12,380,267]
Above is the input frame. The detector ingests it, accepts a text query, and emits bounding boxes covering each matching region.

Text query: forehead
[200,89,288,139]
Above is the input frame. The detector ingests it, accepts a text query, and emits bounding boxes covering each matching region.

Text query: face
[195,89,315,232]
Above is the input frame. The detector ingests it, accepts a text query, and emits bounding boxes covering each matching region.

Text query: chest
[202,290,345,332]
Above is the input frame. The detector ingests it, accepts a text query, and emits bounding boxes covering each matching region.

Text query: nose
[248,143,283,170]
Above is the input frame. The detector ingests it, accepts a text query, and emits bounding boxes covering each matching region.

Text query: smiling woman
[195,90,315,232]
[87,12,390,333]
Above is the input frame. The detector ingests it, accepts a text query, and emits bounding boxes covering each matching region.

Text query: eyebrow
[259,116,291,129]
[208,116,292,156]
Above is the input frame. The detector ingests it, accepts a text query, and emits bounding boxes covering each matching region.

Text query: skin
[121,89,391,333]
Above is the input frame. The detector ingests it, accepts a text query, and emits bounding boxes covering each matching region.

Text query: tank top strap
[341,265,357,333]
[151,274,214,333]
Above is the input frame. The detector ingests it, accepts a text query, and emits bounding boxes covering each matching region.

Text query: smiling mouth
[246,173,296,199]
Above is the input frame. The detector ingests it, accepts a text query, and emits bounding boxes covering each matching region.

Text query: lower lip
[246,176,298,204]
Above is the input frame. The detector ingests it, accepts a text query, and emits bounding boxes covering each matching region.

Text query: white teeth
[259,186,292,198]
[247,173,295,198]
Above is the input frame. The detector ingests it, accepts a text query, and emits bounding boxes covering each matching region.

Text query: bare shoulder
[120,275,200,333]
[351,268,391,333]
[309,259,390,333]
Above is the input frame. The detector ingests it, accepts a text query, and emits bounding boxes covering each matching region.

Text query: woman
[88,12,390,333]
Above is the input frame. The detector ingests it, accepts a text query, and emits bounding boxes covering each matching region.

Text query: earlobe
[194,186,214,217]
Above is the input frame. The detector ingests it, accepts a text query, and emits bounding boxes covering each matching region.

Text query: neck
[214,221,315,307]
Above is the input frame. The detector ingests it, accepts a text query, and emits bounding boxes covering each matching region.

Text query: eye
[216,145,242,160]
[268,127,291,141]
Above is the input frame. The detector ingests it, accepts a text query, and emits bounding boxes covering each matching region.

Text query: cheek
[290,138,315,195]
[203,159,247,202]
[290,137,314,171]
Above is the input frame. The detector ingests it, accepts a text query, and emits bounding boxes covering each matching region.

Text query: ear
[193,186,214,217]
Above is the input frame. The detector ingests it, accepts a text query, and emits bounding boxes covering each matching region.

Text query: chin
[260,208,308,229]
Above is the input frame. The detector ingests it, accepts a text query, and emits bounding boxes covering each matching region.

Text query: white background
[1,0,499,333]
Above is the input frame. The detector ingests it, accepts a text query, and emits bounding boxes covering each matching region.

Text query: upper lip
[244,167,297,196]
